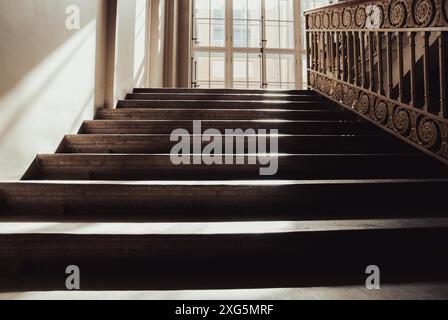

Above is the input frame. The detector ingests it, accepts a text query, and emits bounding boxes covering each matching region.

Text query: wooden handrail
[305,0,448,164]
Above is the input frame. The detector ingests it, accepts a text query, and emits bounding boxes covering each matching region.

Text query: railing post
[336,31,341,79]
[329,32,334,74]
[323,31,327,73]
[361,31,366,88]
[397,32,404,103]
[328,31,334,73]
[318,32,324,72]
[423,31,431,112]
[314,32,318,71]
[354,31,359,86]
[341,32,346,81]
[439,32,447,118]
[377,32,384,95]
[315,32,319,71]
[386,32,393,98]
[409,32,417,107]
[306,31,311,70]
[347,31,353,83]
[368,31,375,92]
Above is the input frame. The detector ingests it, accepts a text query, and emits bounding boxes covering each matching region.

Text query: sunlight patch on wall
[0,20,97,180]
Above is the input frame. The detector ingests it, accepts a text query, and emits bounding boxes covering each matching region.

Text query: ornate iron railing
[305,0,448,164]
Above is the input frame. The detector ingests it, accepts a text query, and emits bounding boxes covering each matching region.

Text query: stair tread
[119,99,330,104]
[1,179,446,221]
[1,218,447,235]
[95,108,358,121]
[133,88,316,94]
[23,153,446,181]
[117,99,334,110]
[1,218,448,291]
[125,93,326,101]
[2,282,448,300]
[57,133,415,154]
[80,119,377,135]
[7,179,448,185]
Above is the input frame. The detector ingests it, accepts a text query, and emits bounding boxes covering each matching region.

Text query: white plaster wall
[113,0,149,103]
[0,0,102,180]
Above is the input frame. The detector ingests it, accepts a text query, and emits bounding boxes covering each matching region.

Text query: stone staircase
[1,88,448,297]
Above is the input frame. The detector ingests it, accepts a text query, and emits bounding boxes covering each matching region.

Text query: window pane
[197,81,209,88]
[210,52,225,82]
[279,0,293,21]
[266,21,280,48]
[233,53,261,86]
[234,82,248,89]
[195,0,209,18]
[248,82,261,89]
[211,0,225,19]
[266,54,280,83]
[196,19,210,46]
[233,0,247,20]
[248,21,261,48]
[233,53,247,82]
[233,27,242,47]
[281,54,295,83]
[280,22,294,48]
[210,81,225,88]
[248,53,261,83]
[233,20,247,47]
[265,0,279,21]
[248,0,261,20]
[195,52,210,81]
[211,20,225,46]
[267,83,281,89]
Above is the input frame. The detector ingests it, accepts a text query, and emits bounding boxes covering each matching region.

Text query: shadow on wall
[0,0,99,180]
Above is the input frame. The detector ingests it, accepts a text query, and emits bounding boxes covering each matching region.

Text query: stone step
[2,282,448,299]
[117,99,334,110]
[0,218,448,291]
[133,88,317,95]
[57,134,414,154]
[0,180,447,222]
[80,120,378,135]
[95,108,358,121]
[23,154,447,181]
[125,92,326,102]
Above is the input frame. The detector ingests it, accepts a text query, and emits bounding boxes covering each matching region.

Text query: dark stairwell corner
[1,88,448,299]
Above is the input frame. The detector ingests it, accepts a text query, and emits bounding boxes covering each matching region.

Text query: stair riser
[0,182,446,221]
[133,88,316,95]
[58,135,413,154]
[95,109,358,121]
[24,155,444,181]
[117,100,333,110]
[1,229,448,291]
[125,93,326,102]
[80,121,377,135]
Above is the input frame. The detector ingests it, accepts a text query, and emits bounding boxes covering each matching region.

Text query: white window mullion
[225,0,233,88]
[294,0,302,88]
[261,0,267,88]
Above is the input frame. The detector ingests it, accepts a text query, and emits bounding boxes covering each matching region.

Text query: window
[192,0,302,89]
